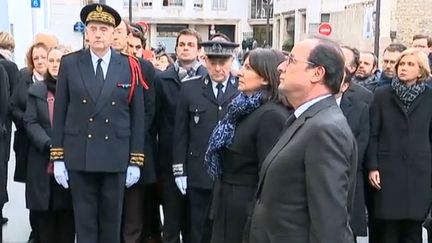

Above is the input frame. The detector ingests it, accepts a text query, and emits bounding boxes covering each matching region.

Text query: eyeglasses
[287,53,316,66]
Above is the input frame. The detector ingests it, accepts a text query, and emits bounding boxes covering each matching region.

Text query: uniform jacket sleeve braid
[50,57,69,161]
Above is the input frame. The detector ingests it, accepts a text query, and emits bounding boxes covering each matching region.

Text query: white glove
[53,161,69,189]
[175,176,187,195]
[125,165,141,188]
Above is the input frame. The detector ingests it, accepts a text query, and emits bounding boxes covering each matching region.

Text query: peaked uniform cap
[80,3,121,27]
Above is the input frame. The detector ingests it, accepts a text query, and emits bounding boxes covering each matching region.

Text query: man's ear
[310,66,325,84]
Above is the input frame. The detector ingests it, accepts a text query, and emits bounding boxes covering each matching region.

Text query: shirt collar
[211,79,229,90]
[90,48,111,65]
[294,94,331,118]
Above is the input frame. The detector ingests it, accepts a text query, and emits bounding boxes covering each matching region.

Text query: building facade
[273,0,432,54]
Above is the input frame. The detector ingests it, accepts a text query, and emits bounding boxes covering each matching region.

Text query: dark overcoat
[154,65,207,175]
[366,85,432,220]
[211,101,289,243]
[9,68,32,182]
[23,80,72,210]
[340,83,373,236]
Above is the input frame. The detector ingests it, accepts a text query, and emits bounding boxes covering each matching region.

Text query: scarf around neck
[204,91,264,179]
[391,77,426,110]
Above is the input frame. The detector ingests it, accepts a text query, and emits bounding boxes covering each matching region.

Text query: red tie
[47,91,55,127]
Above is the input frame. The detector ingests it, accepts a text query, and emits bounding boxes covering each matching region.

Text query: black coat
[366,85,432,220]
[51,49,145,172]
[0,57,18,164]
[173,75,239,189]
[9,68,33,182]
[139,58,157,184]
[154,64,207,175]
[23,80,72,210]
[0,65,9,205]
[211,101,290,243]
[340,83,373,236]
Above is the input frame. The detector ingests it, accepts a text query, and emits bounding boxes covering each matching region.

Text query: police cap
[201,40,239,58]
[80,3,121,28]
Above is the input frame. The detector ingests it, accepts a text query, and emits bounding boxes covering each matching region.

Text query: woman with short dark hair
[205,48,290,243]
[367,48,432,243]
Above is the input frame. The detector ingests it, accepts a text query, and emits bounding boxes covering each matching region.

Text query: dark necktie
[95,58,104,89]
[216,83,224,104]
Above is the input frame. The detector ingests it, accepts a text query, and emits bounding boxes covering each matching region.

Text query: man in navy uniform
[50,4,145,243]
[172,36,239,243]
[154,28,207,243]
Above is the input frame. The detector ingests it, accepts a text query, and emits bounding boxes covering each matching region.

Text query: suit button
[104,135,109,140]
[111,101,116,106]
[105,119,109,124]
[218,106,222,111]
[88,134,92,139]
[89,118,93,122]
[82,99,87,104]
[189,152,193,155]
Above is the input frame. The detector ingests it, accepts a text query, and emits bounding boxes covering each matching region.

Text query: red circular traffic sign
[318,22,332,36]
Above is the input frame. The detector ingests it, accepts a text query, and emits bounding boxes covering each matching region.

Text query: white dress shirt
[294,94,332,118]
[90,48,111,80]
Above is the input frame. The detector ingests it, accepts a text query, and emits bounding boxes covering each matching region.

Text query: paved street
[0,131,428,243]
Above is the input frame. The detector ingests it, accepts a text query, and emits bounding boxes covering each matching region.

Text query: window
[162,0,183,7]
[212,0,227,10]
[123,0,139,8]
[321,13,330,23]
[194,0,203,9]
[142,0,152,7]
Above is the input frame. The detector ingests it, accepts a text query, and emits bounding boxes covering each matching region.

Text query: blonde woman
[367,48,432,243]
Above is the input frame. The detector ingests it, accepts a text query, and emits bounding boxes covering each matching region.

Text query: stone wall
[392,0,432,46]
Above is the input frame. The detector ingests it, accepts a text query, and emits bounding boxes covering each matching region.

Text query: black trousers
[188,187,212,243]
[122,183,146,243]
[161,174,189,243]
[69,171,125,243]
[33,209,75,243]
[142,183,163,242]
[375,219,423,243]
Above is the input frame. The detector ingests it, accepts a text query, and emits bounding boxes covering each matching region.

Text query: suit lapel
[93,51,122,116]
[78,50,99,103]
[256,96,336,196]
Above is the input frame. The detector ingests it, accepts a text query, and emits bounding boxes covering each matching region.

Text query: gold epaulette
[50,147,64,161]
[130,153,145,167]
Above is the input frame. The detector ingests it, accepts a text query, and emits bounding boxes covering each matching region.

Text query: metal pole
[265,4,270,48]
[374,0,381,57]
[129,0,132,22]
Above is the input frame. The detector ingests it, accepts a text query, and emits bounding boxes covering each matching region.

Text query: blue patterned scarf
[204,91,264,180]
[391,77,426,110]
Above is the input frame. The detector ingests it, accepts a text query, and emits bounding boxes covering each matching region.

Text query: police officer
[50,4,145,243]
[172,37,239,243]
[154,28,207,243]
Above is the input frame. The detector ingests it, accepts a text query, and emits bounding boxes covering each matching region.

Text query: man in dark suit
[339,45,374,242]
[50,4,145,243]
[112,19,159,243]
[173,38,239,243]
[249,36,357,243]
[154,28,207,243]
